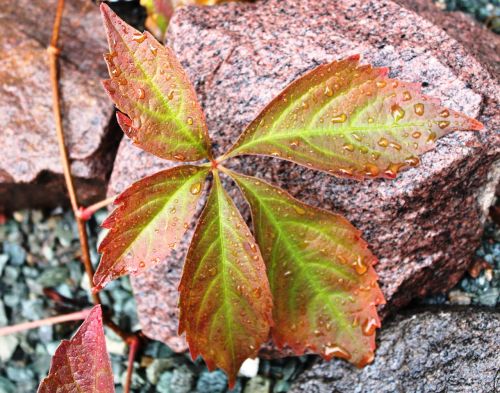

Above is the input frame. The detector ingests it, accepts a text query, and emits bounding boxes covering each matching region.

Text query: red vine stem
[0,310,91,337]
[48,0,100,306]
[47,3,141,390]
[77,195,117,221]
[123,336,140,393]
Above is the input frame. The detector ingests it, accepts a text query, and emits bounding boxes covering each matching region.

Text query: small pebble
[0,336,19,362]
[239,358,259,378]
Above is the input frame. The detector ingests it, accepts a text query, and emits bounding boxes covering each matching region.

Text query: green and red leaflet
[95,165,209,290]
[96,4,484,387]
[101,3,211,162]
[178,171,273,388]
[37,305,114,393]
[229,170,384,366]
[224,56,483,179]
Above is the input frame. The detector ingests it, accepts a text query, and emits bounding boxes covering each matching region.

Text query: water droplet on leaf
[132,32,146,43]
[190,182,202,195]
[324,344,351,360]
[414,103,425,116]
[391,104,405,121]
[362,318,378,336]
[353,256,367,275]
[331,113,347,123]
[438,121,450,129]
[343,143,354,152]
[378,138,389,147]
[405,156,420,167]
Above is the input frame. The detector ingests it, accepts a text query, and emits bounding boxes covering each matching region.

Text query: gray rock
[195,370,228,393]
[146,358,176,385]
[0,336,18,362]
[2,266,19,286]
[37,325,53,344]
[244,376,271,393]
[289,308,500,393]
[0,300,8,327]
[273,380,291,393]
[20,299,44,321]
[169,365,195,393]
[0,377,16,393]
[0,254,8,276]
[478,287,499,306]
[5,366,34,383]
[36,266,69,287]
[2,243,26,266]
[156,371,174,393]
[120,363,145,391]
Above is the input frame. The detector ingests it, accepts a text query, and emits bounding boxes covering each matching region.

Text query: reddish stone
[107,0,499,353]
[395,0,500,78]
[0,0,119,211]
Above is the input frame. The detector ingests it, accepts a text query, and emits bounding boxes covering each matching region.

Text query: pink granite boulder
[107,0,500,353]
[0,0,119,211]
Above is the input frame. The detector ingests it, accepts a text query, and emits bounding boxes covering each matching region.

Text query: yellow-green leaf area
[94,165,209,290]
[225,55,483,179]
[101,4,211,162]
[179,171,272,388]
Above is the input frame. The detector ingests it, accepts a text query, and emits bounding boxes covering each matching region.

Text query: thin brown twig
[48,0,100,306]
[0,309,92,337]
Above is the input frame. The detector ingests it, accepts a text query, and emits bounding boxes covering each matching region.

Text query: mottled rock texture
[396,0,500,78]
[107,0,500,351]
[289,308,500,393]
[0,0,119,211]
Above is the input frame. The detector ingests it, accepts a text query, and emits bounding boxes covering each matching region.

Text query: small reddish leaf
[225,55,483,179]
[95,165,209,290]
[100,4,211,162]
[140,0,174,40]
[179,171,273,388]
[230,170,385,366]
[37,305,114,393]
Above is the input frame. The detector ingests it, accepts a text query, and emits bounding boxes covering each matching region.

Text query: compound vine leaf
[94,165,209,290]
[37,305,114,393]
[101,4,211,162]
[178,171,273,388]
[229,170,385,367]
[224,55,483,179]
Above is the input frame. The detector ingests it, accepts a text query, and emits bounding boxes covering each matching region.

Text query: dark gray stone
[289,308,500,393]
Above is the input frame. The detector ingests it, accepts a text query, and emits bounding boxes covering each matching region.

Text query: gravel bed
[0,208,498,392]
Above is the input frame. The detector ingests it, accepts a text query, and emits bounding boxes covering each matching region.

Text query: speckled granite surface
[107,0,500,353]
[0,0,119,211]
[289,308,500,392]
